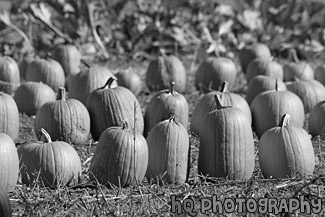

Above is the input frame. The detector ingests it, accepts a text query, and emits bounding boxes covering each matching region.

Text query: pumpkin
[69,65,118,105]
[0,92,19,140]
[18,128,82,187]
[246,75,287,105]
[259,114,315,178]
[283,61,314,82]
[308,100,325,137]
[86,77,144,141]
[315,64,325,86]
[250,81,305,138]
[198,95,255,180]
[245,57,283,83]
[0,133,19,190]
[286,79,325,114]
[14,82,56,116]
[115,69,142,95]
[25,57,65,92]
[144,81,188,137]
[89,123,148,187]
[195,57,237,93]
[146,117,190,184]
[0,185,12,217]
[238,42,272,74]
[190,82,251,137]
[0,56,20,95]
[34,87,90,145]
[146,53,186,93]
[52,44,81,77]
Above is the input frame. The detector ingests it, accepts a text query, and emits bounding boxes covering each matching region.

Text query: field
[2,0,325,216]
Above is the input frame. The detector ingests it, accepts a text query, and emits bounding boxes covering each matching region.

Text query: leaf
[218,20,233,36]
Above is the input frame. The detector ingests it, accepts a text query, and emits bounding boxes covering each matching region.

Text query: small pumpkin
[246,57,283,83]
[69,64,118,105]
[19,51,34,80]
[308,100,325,137]
[18,128,82,187]
[0,184,12,217]
[115,69,142,95]
[259,114,315,178]
[283,61,314,82]
[34,87,90,145]
[144,81,188,137]
[238,42,272,74]
[195,57,237,93]
[246,75,287,105]
[146,53,186,93]
[0,56,20,95]
[0,92,19,140]
[52,44,81,77]
[89,123,148,187]
[86,77,144,141]
[25,57,65,92]
[286,79,325,114]
[0,133,19,190]
[14,81,56,116]
[146,117,190,184]
[250,81,305,138]
[198,95,255,181]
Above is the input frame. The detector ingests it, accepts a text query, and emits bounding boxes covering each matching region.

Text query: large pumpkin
[246,75,287,105]
[89,123,148,187]
[308,100,325,137]
[0,56,20,95]
[146,117,190,184]
[34,87,90,145]
[25,57,65,92]
[0,185,12,217]
[0,92,19,141]
[0,133,19,190]
[144,81,188,137]
[198,95,255,181]
[195,57,237,93]
[238,42,272,74]
[250,81,305,137]
[286,79,325,114]
[259,114,315,178]
[283,61,314,82]
[86,77,144,141]
[18,128,82,187]
[69,65,118,105]
[115,69,142,95]
[14,81,56,116]
[146,53,186,93]
[190,82,251,137]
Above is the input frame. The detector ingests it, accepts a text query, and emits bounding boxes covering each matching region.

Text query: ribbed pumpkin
[308,101,325,137]
[259,114,315,178]
[146,117,190,184]
[115,69,142,95]
[14,82,56,116]
[0,92,19,140]
[238,42,272,73]
[190,82,251,137]
[286,79,325,114]
[0,133,19,190]
[246,75,287,105]
[69,65,117,105]
[18,129,82,187]
[283,61,314,82]
[198,95,255,180]
[0,56,20,95]
[144,82,188,137]
[250,81,305,138]
[315,64,325,86]
[34,87,90,145]
[89,123,148,187]
[52,44,81,77]
[246,57,283,83]
[146,53,186,93]
[25,57,65,92]
[86,77,144,141]
[195,57,237,93]
[0,185,11,217]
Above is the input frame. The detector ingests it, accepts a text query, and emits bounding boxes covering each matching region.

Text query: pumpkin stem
[214,94,224,110]
[289,48,299,63]
[170,81,176,95]
[102,77,116,89]
[279,114,290,127]
[220,81,229,100]
[275,79,278,91]
[169,116,176,122]
[58,87,66,100]
[39,128,52,143]
[122,121,128,130]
